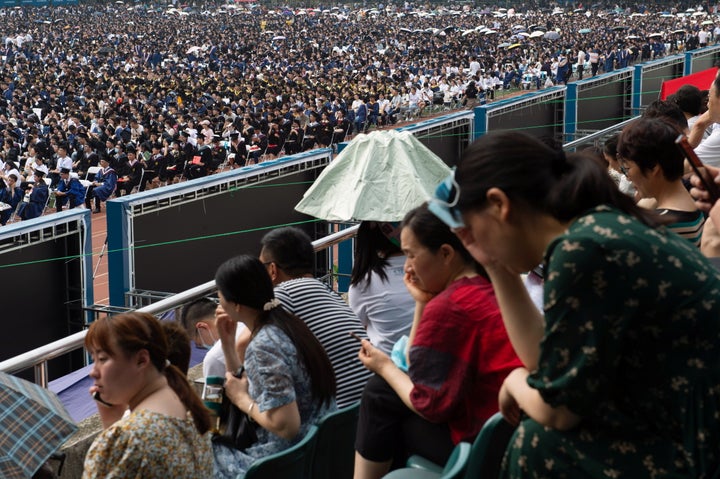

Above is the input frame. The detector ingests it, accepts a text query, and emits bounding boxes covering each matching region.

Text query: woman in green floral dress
[434,131,720,478]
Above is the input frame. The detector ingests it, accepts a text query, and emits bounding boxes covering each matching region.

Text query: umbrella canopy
[529,30,545,38]
[543,31,561,40]
[295,130,451,222]
[498,41,511,48]
[579,28,592,34]
[702,20,715,25]
[0,372,77,478]
[507,43,522,50]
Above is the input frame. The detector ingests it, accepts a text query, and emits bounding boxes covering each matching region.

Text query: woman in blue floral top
[442,131,720,478]
[212,254,336,479]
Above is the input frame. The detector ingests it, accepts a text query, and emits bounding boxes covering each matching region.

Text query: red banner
[660,67,718,100]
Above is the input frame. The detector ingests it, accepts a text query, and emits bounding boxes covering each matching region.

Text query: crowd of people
[78,124,720,479]
[2,0,720,222]
[6,1,720,478]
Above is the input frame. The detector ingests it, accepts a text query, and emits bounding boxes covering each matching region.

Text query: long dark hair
[350,221,402,287]
[85,312,211,434]
[215,255,336,407]
[455,131,661,226]
[402,203,486,277]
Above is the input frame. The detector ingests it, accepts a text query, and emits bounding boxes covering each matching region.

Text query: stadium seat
[383,442,471,479]
[310,401,360,479]
[384,412,516,479]
[244,425,318,479]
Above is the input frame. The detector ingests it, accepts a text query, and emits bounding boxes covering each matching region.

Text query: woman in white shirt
[349,222,414,354]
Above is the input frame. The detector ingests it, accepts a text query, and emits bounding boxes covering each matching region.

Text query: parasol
[295,130,451,222]
[0,372,77,479]
[543,31,561,40]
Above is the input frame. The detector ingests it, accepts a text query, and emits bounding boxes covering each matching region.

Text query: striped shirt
[275,278,372,408]
[658,209,705,248]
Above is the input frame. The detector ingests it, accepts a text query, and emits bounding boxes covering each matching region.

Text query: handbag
[211,369,258,451]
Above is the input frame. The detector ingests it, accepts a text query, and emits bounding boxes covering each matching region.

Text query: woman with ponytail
[443,131,720,478]
[83,312,213,478]
[212,254,336,479]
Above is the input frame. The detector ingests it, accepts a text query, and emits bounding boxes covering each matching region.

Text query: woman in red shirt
[353,203,521,479]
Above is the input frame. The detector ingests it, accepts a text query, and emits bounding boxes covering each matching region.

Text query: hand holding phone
[676,134,720,204]
[93,390,115,407]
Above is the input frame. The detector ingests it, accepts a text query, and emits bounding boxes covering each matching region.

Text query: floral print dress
[503,205,720,479]
[83,409,213,478]
[213,324,336,479]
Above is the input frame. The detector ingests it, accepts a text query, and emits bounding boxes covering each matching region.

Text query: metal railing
[563,116,639,152]
[0,224,360,385]
[0,115,643,386]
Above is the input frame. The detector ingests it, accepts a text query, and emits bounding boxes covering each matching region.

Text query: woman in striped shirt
[617,116,704,247]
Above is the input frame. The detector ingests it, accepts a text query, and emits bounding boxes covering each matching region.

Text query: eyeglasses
[428,169,465,229]
[616,155,630,176]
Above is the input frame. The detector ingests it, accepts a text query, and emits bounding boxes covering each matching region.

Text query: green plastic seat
[383,442,471,479]
[463,413,516,479]
[397,412,517,479]
[309,401,360,479]
[244,425,319,479]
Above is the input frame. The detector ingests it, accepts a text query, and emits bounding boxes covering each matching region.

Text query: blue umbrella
[544,31,561,40]
[579,28,592,34]
[0,372,77,479]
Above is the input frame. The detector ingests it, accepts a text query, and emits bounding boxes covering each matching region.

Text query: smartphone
[93,391,115,407]
[348,331,365,343]
[676,134,720,203]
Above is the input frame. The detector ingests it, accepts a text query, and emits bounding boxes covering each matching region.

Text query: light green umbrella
[295,130,451,222]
